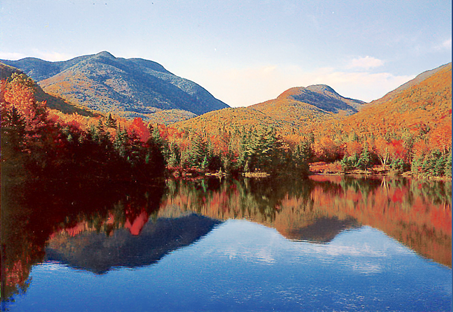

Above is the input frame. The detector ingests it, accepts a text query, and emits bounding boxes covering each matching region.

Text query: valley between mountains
[1,51,451,179]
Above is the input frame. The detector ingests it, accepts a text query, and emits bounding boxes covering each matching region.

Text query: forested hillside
[1,52,229,120]
[0,62,97,117]
[250,84,364,127]
[1,72,166,185]
[1,60,450,180]
[167,63,451,178]
[306,63,451,176]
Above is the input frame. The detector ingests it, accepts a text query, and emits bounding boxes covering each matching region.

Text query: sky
[0,0,451,107]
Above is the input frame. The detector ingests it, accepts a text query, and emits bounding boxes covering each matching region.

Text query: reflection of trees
[161,176,452,267]
[2,174,451,303]
[310,177,451,266]
[163,177,316,227]
[1,178,165,302]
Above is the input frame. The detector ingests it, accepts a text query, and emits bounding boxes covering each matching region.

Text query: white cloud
[31,49,74,61]
[442,39,452,49]
[434,38,452,51]
[348,56,385,69]
[0,50,75,62]
[0,52,27,60]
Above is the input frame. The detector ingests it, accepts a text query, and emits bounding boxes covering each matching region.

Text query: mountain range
[2,51,367,125]
[1,52,450,134]
[174,62,451,136]
[1,51,228,120]
[172,84,366,132]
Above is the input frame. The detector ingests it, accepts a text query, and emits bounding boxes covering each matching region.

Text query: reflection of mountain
[46,214,221,274]
[162,178,362,244]
[161,177,452,267]
[282,216,360,243]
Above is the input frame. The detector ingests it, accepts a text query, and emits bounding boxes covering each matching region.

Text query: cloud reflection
[202,221,414,274]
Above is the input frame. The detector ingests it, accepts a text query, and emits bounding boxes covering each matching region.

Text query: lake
[1,175,451,311]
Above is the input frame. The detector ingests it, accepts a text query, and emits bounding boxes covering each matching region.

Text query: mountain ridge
[261,84,365,115]
[1,51,229,120]
[366,63,451,107]
[174,63,450,139]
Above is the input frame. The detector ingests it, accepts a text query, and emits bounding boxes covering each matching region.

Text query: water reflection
[162,176,452,267]
[46,214,221,274]
[1,174,451,307]
[1,177,165,303]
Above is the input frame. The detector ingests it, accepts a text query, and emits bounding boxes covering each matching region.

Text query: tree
[186,134,206,169]
[374,138,391,168]
[345,140,362,157]
[128,118,150,143]
[357,145,372,171]
[313,136,340,162]
[105,113,117,129]
[444,150,452,177]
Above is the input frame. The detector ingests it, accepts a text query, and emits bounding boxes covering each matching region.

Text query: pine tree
[434,154,446,177]
[189,134,206,168]
[105,113,117,129]
[444,150,452,177]
[358,146,371,171]
[114,126,128,158]
[96,119,109,146]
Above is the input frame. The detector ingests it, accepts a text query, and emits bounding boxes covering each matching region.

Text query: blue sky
[0,0,451,107]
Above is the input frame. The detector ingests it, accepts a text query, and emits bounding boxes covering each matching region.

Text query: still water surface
[2,176,452,311]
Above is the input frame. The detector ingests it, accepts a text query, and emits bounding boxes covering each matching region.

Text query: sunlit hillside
[250,84,364,128]
[173,107,290,133]
[1,62,97,117]
[173,84,364,134]
[312,63,452,151]
[2,51,229,120]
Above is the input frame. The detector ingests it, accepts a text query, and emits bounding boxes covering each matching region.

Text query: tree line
[1,73,165,184]
[2,71,450,181]
[1,72,311,180]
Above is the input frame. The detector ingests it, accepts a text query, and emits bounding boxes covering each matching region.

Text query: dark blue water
[7,221,452,312]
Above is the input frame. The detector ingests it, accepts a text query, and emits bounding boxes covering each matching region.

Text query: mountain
[45,214,221,274]
[265,84,364,113]
[1,62,97,117]
[250,84,365,125]
[174,84,364,134]
[174,107,290,133]
[341,63,452,137]
[366,63,451,107]
[0,61,20,80]
[1,51,229,120]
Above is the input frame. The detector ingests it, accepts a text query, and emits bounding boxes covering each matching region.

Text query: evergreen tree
[434,153,446,177]
[167,143,181,167]
[357,146,371,170]
[105,113,117,129]
[411,155,423,176]
[444,150,452,177]
[114,126,128,158]
[188,134,206,168]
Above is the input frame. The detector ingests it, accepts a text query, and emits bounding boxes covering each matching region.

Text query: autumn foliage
[2,62,451,182]
[1,73,165,183]
[171,63,452,177]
